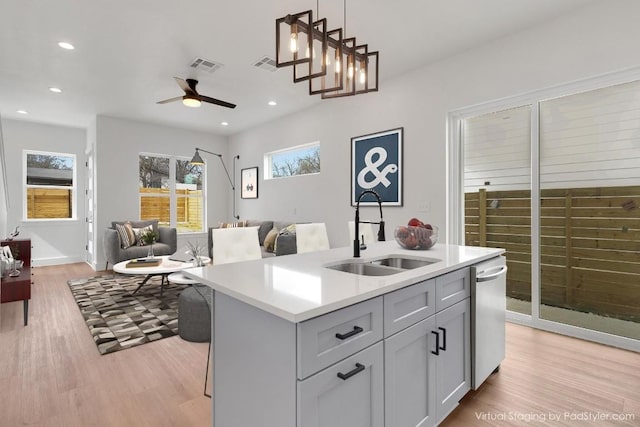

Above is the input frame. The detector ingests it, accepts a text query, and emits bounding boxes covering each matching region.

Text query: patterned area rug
[67,274,188,355]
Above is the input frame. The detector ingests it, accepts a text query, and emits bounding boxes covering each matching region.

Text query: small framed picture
[241,167,258,199]
[351,127,403,206]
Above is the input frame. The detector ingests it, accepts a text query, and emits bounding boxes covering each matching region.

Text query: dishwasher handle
[476,265,507,282]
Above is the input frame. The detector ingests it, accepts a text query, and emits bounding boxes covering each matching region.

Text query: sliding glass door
[452,71,640,350]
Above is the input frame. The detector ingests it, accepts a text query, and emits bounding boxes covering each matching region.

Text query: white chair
[212,227,262,265]
[296,223,330,253]
[348,221,377,245]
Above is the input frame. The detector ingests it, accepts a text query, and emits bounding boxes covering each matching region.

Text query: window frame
[138,152,206,234]
[263,141,320,180]
[22,149,77,222]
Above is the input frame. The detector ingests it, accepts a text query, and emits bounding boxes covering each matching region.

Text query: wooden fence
[465,186,640,322]
[139,188,203,231]
[27,188,72,219]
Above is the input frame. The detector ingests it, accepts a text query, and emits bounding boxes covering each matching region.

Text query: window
[139,154,204,233]
[264,142,320,179]
[24,150,76,220]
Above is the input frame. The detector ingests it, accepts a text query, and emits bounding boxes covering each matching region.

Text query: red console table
[1,238,32,325]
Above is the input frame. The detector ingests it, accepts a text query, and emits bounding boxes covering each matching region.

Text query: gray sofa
[103,220,177,269]
[208,219,298,259]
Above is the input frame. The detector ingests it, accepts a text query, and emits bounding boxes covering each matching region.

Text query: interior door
[85,152,95,266]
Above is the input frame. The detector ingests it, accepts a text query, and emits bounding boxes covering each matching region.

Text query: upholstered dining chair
[348,220,376,245]
[295,223,330,253]
[211,226,262,265]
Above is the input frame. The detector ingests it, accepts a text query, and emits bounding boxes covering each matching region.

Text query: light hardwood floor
[0,263,211,426]
[1,263,638,426]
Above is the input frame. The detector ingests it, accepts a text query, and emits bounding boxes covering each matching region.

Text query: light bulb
[183,97,201,108]
[325,53,331,66]
[289,33,298,53]
[359,69,366,84]
[347,63,354,79]
[335,58,341,73]
[305,45,310,58]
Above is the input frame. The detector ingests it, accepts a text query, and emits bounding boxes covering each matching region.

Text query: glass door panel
[462,105,532,315]
[539,80,640,340]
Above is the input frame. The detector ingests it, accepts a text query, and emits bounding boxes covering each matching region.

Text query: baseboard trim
[33,256,85,267]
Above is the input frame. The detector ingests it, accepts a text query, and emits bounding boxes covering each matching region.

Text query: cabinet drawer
[0,279,31,303]
[297,341,384,427]
[383,279,435,337]
[435,268,470,312]
[297,297,383,379]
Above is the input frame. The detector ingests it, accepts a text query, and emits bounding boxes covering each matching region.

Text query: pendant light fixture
[275,0,378,98]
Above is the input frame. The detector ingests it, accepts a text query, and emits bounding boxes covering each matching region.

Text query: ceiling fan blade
[157,96,184,104]
[174,77,191,93]
[200,95,237,109]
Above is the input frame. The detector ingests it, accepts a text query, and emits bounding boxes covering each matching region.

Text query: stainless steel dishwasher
[471,255,508,389]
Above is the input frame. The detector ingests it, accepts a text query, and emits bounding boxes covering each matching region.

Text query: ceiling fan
[157,77,236,109]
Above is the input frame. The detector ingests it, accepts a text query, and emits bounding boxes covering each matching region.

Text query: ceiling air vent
[190,57,224,74]
[253,56,277,72]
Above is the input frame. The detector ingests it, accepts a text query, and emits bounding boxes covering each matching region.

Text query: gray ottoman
[178,285,213,342]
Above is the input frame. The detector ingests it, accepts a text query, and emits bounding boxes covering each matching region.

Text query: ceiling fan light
[183,96,201,108]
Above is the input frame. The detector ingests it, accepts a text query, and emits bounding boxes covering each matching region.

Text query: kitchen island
[185,241,504,427]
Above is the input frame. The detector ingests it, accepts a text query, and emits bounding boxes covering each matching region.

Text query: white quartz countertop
[184,242,503,323]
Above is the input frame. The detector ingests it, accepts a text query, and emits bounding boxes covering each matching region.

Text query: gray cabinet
[435,299,471,424]
[298,297,383,379]
[384,298,470,427]
[385,315,437,427]
[435,267,470,312]
[212,266,474,427]
[383,278,435,337]
[298,342,384,427]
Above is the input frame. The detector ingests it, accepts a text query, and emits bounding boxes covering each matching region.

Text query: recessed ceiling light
[221,122,229,126]
[268,101,277,106]
[49,87,62,93]
[58,42,75,50]
[16,110,28,114]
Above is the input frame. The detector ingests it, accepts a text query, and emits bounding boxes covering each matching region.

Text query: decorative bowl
[394,225,438,250]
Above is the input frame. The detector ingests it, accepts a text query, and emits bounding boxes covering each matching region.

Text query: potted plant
[186,241,205,266]
[139,229,160,258]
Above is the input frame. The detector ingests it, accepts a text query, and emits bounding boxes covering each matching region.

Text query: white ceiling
[0,0,594,135]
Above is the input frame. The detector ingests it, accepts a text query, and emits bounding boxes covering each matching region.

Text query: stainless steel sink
[370,256,441,270]
[325,262,403,276]
[325,255,441,276]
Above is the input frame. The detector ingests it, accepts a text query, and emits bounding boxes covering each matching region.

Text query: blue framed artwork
[351,127,403,206]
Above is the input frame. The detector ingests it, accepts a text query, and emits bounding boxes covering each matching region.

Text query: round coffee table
[113,255,211,297]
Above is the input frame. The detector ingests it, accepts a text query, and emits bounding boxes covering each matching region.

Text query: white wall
[0,116,8,238]
[1,119,86,265]
[229,1,640,248]
[94,116,230,269]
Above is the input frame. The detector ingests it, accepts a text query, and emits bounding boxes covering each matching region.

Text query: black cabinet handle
[337,363,365,380]
[431,331,440,355]
[335,326,364,340]
[438,327,447,351]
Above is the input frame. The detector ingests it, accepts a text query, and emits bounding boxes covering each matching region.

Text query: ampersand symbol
[357,147,398,189]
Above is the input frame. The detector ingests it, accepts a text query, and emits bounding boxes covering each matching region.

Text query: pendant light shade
[293,18,328,83]
[190,149,205,165]
[276,1,378,99]
[275,10,313,68]
[309,28,344,95]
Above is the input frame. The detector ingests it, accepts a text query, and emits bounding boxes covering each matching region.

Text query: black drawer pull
[438,327,447,351]
[337,363,365,380]
[431,330,440,355]
[335,326,363,340]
